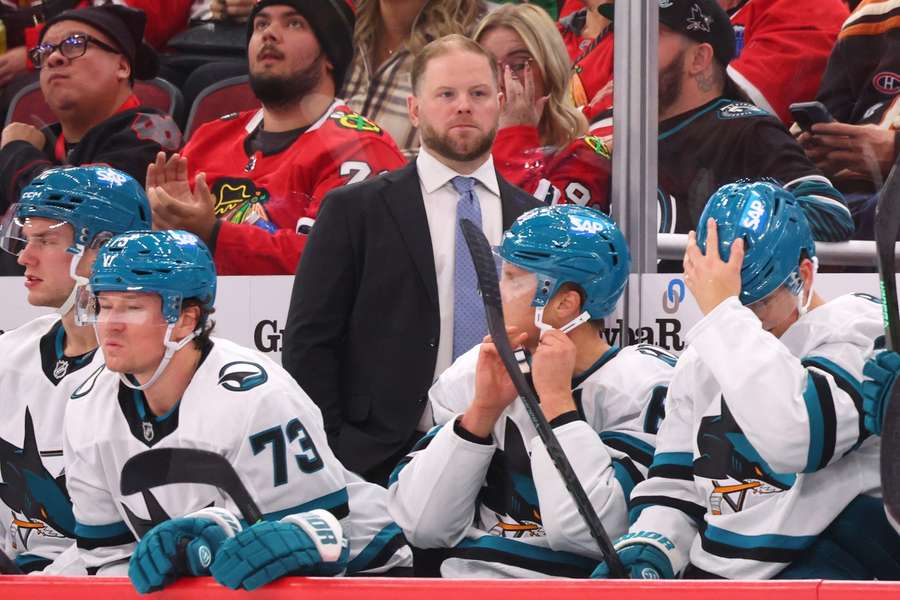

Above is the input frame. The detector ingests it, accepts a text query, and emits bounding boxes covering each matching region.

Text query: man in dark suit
[283,34,540,485]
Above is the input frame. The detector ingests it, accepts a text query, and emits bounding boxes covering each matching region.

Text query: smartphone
[789,101,834,131]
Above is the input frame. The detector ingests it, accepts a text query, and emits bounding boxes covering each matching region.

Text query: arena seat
[183,75,259,141]
[4,77,185,128]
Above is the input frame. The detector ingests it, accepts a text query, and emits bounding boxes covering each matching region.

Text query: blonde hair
[354,0,487,57]
[474,3,588,149]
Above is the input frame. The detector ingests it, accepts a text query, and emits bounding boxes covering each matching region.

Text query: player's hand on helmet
[211,509,347,591]
[684,219,744,316]
[466,327,529,436]
[129,507,241,594]
[591,533,676,580]
[862,350,900,436]
[532,328,577,421]
[498,62,549,130]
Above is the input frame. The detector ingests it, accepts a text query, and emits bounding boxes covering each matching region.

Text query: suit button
[427,338,437,349]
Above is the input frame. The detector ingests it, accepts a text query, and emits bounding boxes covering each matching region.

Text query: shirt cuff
[453,417,493,445]
[549,410,582,429]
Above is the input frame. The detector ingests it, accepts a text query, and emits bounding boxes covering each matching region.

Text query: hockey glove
[129,507,241,594]
[862,350,900,436]
[591,531,677,580]
[211,509,347,591]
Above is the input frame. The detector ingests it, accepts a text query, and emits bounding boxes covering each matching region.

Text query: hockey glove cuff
[211,509,347,591]
[862,350,900,436]
[128,507,241,594]
[591,531,677,580]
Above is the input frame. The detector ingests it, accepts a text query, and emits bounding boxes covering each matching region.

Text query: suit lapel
[381,163,440,309]
[498,175,528,229]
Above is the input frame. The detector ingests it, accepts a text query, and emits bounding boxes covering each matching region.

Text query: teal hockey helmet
[696,181,815,305]
[499,205,630,319]
[88,230,217,323]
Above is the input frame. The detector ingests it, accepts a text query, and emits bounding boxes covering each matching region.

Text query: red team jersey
[492,124,612,212]
[727,0,847,123]
[182,101,407,275]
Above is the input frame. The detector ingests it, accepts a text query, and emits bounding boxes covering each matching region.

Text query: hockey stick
[120,448,263,524]
[0,548,22,575]
[460,219,627,578]
[874,156,900,534]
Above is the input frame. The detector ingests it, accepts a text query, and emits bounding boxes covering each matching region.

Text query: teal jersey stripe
[75,519,131,539]
[255,487,350,523]
[456,535,597,570]
[346,523,403,573]
[704,523,816,551]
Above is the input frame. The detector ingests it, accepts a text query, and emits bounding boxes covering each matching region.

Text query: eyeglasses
[498,56,534,77]
[29,34,121,69]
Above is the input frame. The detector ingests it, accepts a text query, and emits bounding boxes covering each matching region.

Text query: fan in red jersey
[147,0,406,275]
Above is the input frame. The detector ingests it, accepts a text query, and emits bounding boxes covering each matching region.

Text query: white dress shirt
[415,147,503,429]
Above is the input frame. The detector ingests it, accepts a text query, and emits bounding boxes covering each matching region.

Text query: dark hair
[410,33,499,94]
[182,299,215,349]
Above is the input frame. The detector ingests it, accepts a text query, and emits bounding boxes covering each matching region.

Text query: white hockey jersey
[629,294,882,580]
[388,343,675,578]
[0,314,102,573]
[63,336,410,575]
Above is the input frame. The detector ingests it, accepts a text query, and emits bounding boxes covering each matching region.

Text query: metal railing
[658,233,893,268]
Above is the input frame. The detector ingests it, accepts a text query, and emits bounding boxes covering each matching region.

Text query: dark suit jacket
[282,161,540,477]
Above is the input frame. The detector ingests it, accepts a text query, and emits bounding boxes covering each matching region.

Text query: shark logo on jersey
[71,364,106,399]
[695,402,794,515]
[482,418,544,538]
[218,361,268,392]
[0,408,76,548]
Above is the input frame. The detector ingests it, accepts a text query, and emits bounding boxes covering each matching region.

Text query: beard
[249,51,325,109]
[419,120,497,164]
[658,48,685,117]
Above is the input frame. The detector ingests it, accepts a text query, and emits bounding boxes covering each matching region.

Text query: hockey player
[146,0,407,275]
[387,205,674,577]
[593,181,899,580]
[65,230,410,591]
[0,165,152,573]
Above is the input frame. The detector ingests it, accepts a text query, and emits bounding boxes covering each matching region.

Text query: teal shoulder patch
[717,102,769,120]
[218,361,268,392]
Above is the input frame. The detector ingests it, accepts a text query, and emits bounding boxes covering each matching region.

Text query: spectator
[342,0,488,158]
[146,0,406,275]
[652,0,852,241]
[476,3,616,212]
[797,0,900,238]
[388,206,673,577]
[0,5,181,215]
[282,35,539,485]
[558,0,611,61]
[722,0,848,125]
[0,1,83,90]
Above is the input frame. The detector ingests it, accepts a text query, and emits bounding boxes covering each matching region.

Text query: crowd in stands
[1,0,900,587]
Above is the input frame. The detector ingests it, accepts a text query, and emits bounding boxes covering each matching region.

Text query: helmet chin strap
[796,257,819,318]
[117,323,198,391]
[534,306,592,337]
[58,247,88,317]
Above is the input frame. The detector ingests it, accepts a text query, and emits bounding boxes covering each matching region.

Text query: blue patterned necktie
[451,176,487,361]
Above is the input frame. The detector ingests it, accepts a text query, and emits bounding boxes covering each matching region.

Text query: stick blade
[121,448,263,524]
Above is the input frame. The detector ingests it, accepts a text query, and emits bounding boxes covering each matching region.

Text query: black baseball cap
[40,5,159,80]
[599,0,736,66]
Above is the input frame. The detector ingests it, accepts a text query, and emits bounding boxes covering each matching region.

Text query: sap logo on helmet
[569,215,604,234]
[96,168,128,187]
[218,361,268,392]
[739,198,768,233]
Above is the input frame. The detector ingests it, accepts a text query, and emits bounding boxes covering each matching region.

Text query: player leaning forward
[65,230,410,591]
[388,205,675,577]
[593,181,900,580]
[0,166,151,574]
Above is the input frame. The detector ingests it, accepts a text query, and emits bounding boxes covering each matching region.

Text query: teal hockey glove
[128,507,241,594]
[211,509,347,591]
